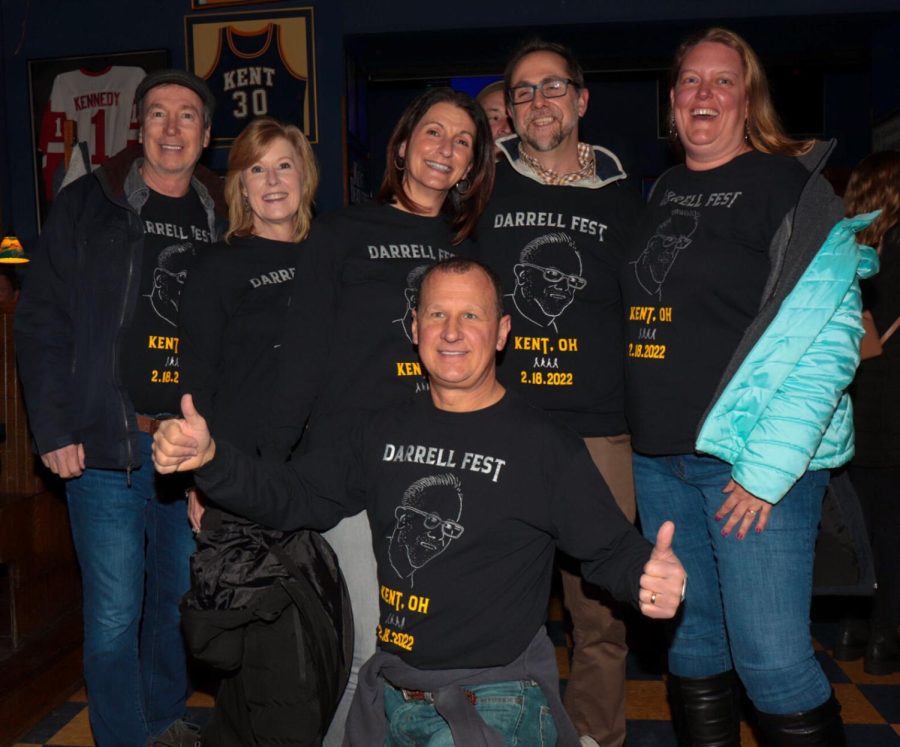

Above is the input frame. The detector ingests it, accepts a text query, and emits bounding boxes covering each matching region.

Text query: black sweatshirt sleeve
[194,434,367,532]
[552,446,651,608]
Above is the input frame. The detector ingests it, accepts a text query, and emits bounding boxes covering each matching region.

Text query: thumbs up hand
[152,394,216,474]
[639,520,687,619]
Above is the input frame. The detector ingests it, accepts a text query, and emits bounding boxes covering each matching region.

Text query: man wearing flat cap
[16,69,225,746]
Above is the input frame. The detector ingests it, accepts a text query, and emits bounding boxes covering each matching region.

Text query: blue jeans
[633,453,831,715]
[384,679,557,746]
[66,432,194,745]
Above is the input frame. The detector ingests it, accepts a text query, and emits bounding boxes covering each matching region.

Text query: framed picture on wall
[184,6,318,146]
[27,49,169,229]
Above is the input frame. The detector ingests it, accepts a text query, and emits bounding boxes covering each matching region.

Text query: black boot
[832,619,868,661]
[756,694,845,746]
[864,626,900,675]
[667,670,741,746]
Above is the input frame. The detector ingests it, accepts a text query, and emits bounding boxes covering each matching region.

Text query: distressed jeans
[384,678,558,746]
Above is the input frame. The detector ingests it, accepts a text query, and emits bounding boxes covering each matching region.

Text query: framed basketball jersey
[186,7,318,145]
[27,49,169,229]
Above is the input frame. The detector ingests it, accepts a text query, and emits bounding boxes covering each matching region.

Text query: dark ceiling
[346,12,885,81]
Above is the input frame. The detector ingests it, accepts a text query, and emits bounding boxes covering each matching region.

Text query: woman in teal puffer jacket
[622,27,877,746]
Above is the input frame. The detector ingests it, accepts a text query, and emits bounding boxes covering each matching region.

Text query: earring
[455,178,470,196]
[744,120,751,143]
[394,155,405,171]
[668,114,677,139]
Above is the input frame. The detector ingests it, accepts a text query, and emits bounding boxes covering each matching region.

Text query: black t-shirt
[197,391,651,669]
[622,150,808,454]
[120,188,212,414]
[179,234,299,456]
[272,201,469,452]
[476,161,641,437]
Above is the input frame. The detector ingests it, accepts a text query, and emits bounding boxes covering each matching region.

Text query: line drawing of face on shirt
[393,264,432,342]
[631,209,699,299]
[388,473,464,587]
[146,242,195,327]
[508,232,587,332]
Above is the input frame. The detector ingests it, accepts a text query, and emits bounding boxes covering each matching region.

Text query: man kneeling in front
[153,258,686,746]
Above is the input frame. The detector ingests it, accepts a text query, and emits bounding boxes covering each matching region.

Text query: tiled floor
[12,601,900,746]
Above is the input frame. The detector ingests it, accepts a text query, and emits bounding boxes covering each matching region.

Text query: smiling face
[479,88,513,140]
[394,483,462,569]
[508,50,587,156]
[140,84,210,194]
[412,265,510,410]
[671,41,750,170]
[514,238,584,321]
[241,136,304,241]
[399,102,476,214]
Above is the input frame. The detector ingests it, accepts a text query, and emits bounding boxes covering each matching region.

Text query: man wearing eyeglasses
[148,241,194,326]
[388,473,464,584]
[509,232,587,331]
[477,39,643,747]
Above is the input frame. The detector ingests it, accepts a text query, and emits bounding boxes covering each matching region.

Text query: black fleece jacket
[15,144,225,469]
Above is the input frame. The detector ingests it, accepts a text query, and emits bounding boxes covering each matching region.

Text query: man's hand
[152,394,215,474]
[639,520,687,619]
[41,443,85,479]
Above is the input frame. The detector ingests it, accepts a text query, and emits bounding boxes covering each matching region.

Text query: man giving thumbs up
[154,259,686,746]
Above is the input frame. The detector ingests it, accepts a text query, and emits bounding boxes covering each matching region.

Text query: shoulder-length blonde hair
[670,27,814,158]
[224,117,319,243]
[844,150,900,248]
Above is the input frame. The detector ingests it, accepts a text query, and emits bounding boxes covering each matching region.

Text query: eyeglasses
[156,267,188,284]
[520,262,587,289]
[509,78,576,105]
[396,505,465,539]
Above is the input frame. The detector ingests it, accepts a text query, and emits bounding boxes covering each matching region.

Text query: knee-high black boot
[667,670,741,746]
[756,694,846,746]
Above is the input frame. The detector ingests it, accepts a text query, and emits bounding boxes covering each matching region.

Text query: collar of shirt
[517,141,596,186]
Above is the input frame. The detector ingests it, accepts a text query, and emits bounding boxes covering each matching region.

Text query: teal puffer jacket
[697,212,879,503]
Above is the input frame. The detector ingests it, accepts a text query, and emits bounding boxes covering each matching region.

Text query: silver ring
[746,509,757,516]
[650,592,657,605]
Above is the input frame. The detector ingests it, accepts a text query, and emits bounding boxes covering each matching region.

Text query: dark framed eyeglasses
[520,262,587,290]
[509,78,576,105]
[396,505,465,539]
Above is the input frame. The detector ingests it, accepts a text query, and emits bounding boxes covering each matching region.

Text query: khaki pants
[560,433,636,747]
